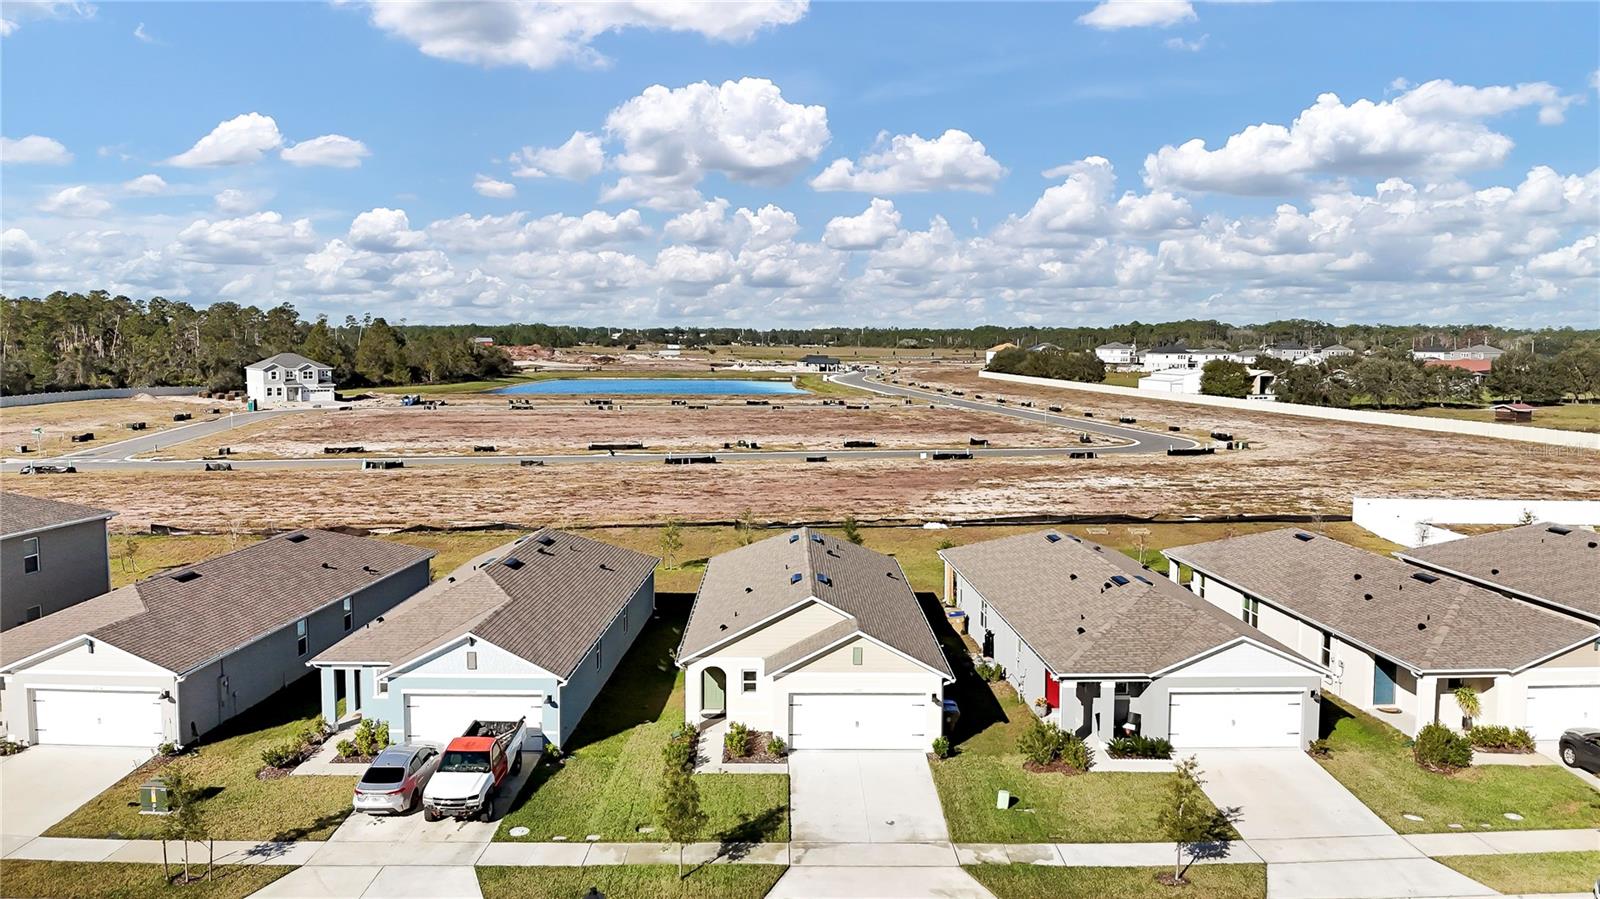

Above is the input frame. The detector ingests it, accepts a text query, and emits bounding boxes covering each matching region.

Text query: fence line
[0,386,203,409]
[978,371,1600,450]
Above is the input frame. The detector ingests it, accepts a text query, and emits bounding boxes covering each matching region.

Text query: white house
[1094,342,1138,366]
[677,529,954,750]
[942,531,1325,749]
[1444,344,1505,362]
[246,353,336,408]
[1138,368,1276,399]
[1165,529,1600,740]
[1311,344,1355,364]
[1262,342,1312,362]
[1140,344,1195,372]
[984,342,1018,365]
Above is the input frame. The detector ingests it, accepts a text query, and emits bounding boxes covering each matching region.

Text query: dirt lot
[140,395,1115,459]
[2,395,244,455]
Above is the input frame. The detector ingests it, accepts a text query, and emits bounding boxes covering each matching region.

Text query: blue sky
[3,1,1597,327]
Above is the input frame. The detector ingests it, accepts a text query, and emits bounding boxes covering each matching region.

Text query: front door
[1044,674,1060,710]
[702,668,726,717]
[1373,659,1397,705]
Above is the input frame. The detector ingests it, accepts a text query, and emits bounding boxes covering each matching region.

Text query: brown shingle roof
[940,530,1301,676]
[1165,529,1598,673]
[0,587,146,666]
[314,529,657,680]
[1398,523,1600,623]
[1,492,113,538]
[679,528,953,678]
[2,530,434,674]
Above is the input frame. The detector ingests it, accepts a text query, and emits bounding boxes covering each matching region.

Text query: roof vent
[363,565,379,574]
[789,572,802,584]
[1410,572,1439,584]
[789,533,800,543]
[816,573,832,586]
[1547,525,1572,535]
[503,557,524,570]
[1416,622,1427,630]
[811,533,824,544]
[599,563,612,571]
[1293,532,1315,542]
[321,562,336,570]
[1069,573,1077,580]
[537,534,556,546]
[285,534,309,543]
[1045,534,1062,543]
[1363,593,1373,601]
[1490,568,1499,575]
[172,570,201,583]
[1589,541,1598,549]
[1352,573,1361,581]
[1076,626,1086,635]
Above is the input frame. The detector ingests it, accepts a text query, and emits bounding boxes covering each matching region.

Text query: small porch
[317,665,379,729]
[1051,679,1143,743]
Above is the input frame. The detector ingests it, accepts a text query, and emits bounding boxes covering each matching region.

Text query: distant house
[1,493,114,631]
[312,529,657,751]
[246,353,336,409]
[1027,342,1061,353]
[1424,358,1492,380]
[984,342,1017,365]
[1141,345,1195,371]
[1262,342,1311,362]
[471,336,495,346]
[0,530,432,749]
[1447,344,1505,362]
[1316,344,1355,362]
[1094,342,1138,366]
[1411,343,1453,360]
[1494,402,1535,422]
[657,344,682,358]
[1139,368,1275,399]
[800,354,842,371]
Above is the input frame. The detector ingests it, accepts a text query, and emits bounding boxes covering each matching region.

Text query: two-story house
[246,353,337,408]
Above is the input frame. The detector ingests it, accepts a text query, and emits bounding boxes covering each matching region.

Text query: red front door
[1044,674,1060,710]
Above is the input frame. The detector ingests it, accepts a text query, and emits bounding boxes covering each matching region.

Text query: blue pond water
[492,377,806,396]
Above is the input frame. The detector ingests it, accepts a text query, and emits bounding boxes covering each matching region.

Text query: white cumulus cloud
[510,131,605,180]
[1,134,72,164]
[281,134,371,168]
[168,112,284,167]
[349,208,427,253]
[823,198,902,249]
[472,174,517,198]
[811,130,1005,193]
[122,174,169,195]
[39,185,110,217]
[1079,0,1195,30]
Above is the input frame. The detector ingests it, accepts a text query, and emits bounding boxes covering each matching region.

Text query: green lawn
[46,683,356,842]
[496,602,789,843]
[477,865,786,899]
[794,373,871,397]
[1396,403,1600,434]
[967,864,1267,899]
[1103,371,1143,388]
[0,861,289,899]
[1315,695,1600,833]
[1436,851,1600,894]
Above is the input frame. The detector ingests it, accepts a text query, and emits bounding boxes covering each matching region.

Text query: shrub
[663,723,697,771]
[0,738,26,756]
[768,736,787,758]
[931,736,951,759]
[1059,735,1095,773]
[724,721,753,759]
[336,718,390,759]
[260,739,307,770]
[1306,738,1332,758]
[1413,722,1473,772]
[157,742,182,758]
[335,739,357,760]
[1466,725,1535,753]
[974,661,1006,683]
[1107,734,1173,759]
[1017,719,1070,766]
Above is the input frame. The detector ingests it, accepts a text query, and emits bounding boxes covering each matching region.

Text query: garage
[403,692,544,747]
[1526,684,1600,740]
[1169,691,1304,749]
[31,688,163,747]
[789,693,929,750]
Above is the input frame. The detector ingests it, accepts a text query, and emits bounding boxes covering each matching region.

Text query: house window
[342,597,353,632]
[1241,596,1260,628]
[1320,631,1332,667]
[742,670,758,693]
[466,651,478,671]
[376,680,388,697]
[979,601,988,629]
[1114,682,1147,698]
[23,537,40,574]
[851,646,864,666]
[296,618,308,656]
[26,605,42,622]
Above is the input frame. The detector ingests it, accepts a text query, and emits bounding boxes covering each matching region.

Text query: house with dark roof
[1,492,115,631]
[1165,529,1599,740]
[1397,523,1600,736]
[799,353,842,371]
[245,352,336,408]
[941,531,1324,749]
[0,530,432,749]
[312,529,656,751]
[677,528,954,750]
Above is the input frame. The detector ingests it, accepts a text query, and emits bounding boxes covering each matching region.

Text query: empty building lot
[1,395,243,455]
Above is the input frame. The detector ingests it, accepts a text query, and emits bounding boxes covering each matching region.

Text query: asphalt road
[2,373,1202,474]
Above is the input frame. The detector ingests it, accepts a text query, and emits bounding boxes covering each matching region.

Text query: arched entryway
[701,667,727,721]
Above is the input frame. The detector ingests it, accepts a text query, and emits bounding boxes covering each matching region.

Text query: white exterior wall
[247,364,336,409]
[951,570,1049,710]
[1496,641,1600,728]
[2,641,180,747]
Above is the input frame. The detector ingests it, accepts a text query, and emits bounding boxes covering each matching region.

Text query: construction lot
[1,394,244,455]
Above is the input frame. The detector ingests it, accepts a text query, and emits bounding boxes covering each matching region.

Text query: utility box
[139,777,171,815]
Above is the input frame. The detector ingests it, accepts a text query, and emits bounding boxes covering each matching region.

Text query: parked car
[1558,727,1600,775]
[18,463,76,474]
[422,718,526,822]
[354,745,439,815]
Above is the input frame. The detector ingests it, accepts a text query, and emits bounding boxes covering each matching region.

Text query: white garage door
[403,693,544,747]
[788,694,929,750]
[1169,691,1303,749]
[1526,685,1600,740]
[32,689,163,747]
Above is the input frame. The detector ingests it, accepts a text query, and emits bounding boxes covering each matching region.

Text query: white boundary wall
[1352,496,1600,548]
[0,386,202,409]
[978,371,1600,450]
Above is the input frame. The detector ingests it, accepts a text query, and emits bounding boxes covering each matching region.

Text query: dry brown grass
[2,395,244,454]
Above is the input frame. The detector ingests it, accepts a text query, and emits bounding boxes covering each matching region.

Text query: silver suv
[354,745,440,815]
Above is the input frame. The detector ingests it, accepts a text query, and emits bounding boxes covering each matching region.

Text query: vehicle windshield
[439,750,491,774]
[359,765,405,786]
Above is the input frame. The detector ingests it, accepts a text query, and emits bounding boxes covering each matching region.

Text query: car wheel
[407,789,418,812]
[512,754,522,775]
[1562,746,1578,766]
[424,808,439,822]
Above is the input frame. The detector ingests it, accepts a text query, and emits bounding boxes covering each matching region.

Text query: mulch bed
[256,766,293,781]
[1022,759,1090,775]
[723,730,787,764]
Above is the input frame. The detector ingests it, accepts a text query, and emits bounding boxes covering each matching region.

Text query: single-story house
[1423,358,1493,380]
[1446,343,1505,361]
[1,493,114,631]
[1493,402,1535,422]
[0,530,433,749]
[1165,529,1600,740]
[1398,523,1600,735]
[678,528,954,750]
[942,531,1325,749]
[311,529,657,752]
[246,352,336,409]
[799,354,842,371]
[984,343,1017,365]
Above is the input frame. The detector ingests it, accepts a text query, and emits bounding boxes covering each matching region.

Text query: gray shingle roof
[247,352,329,370]
[1,492,113,539]
[679,528,953,678]
[314,529,658,679]
[940,530,1301,676]
[1,587,147,667]
[1398,523,1600,623]
[2,530,434,673]
[1165,529,1598,673]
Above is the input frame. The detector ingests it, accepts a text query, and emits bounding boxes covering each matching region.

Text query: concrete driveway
[1190,749,1393,840]
[1540,741,1600,791]
[0,745,151,842]
[789,750,949,843]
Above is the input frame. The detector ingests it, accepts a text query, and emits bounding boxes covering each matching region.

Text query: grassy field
[46,682,356,841]
[1395,403,1600,433]
[1435,851,1600,894]
[0,861,289,899]
[1315,695,1600,833]
[967,864,1267,899]
[497,602,789,843]
[793,373,871,397]
[477,865,787,899]
[1102,371,1143,388]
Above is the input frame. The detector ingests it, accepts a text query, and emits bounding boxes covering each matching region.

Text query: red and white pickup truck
[421,718,526,822]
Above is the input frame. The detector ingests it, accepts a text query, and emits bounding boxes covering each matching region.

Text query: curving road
[1,371,1201,474]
